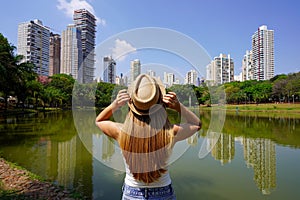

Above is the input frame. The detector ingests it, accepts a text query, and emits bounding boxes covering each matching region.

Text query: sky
[1,0,300,81]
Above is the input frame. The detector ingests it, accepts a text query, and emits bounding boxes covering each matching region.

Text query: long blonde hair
[119,106,174,183]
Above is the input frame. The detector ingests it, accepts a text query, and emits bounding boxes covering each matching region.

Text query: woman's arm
[163,92,201,142]
[95,89,130,140]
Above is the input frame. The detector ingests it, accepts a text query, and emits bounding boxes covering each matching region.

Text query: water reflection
[241,137,276,194]
[0,110,299,199]
[57,136,77,188]
[208,133,235,165]
[0,112,93,198]
[100,135,115,161]
[93,112,280,195]
[203,112,279,195]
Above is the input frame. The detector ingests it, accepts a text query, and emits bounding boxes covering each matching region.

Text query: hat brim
[128,101,165,116]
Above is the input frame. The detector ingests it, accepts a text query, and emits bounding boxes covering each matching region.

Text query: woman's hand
[95,89,130,140]
[162,92,180,112]
[112,89,130,110]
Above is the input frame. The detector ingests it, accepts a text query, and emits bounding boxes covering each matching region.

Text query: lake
[0,109,299,200]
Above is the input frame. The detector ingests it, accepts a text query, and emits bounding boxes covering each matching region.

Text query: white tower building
[103,56,116,84]
[185,70,198,85]
[60,24,83,81]
[130,59,141,84]
[17,19,50,76]
[206,54,234,85]
[73,9,96,83]
[252,25,274,80]
[242,50,253,81]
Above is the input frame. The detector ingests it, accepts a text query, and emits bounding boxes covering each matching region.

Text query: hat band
[132,101,151,112]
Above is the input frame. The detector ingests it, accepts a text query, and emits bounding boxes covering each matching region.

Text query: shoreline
[0,108,64,117]
[200,103,300,118]
[1,103,300,119]
[0,158,85,199]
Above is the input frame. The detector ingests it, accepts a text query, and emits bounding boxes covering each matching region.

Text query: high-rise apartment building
[103,56,116,84]
[185,70,198,85]
[206,54,234,85]
[242,50,253,81]
[130,59,141,84]
[73,9,96,83]
[252,25,274,80]
[49,33,61,76]
[17,19,50,76]
[147,70,156,77]
[60,24,83,81]
[163,72,175,87]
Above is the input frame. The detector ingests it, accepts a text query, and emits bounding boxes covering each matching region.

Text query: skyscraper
[185,70,198,85]
[103,56,116,84]
[17,19,50,76]
[73,9,96,83]
[130,59,141,84]
[163,72,175,87]
[60,24,83,81]
[242,50,253,81]
[147,70,156,78]
[49,33,61,76]
[206,54,234,85]
[252,25,274,80]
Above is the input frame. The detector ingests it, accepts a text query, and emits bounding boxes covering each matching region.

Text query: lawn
[200,103,300,118]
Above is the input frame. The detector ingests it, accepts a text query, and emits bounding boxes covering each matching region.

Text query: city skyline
[1,0,300,79]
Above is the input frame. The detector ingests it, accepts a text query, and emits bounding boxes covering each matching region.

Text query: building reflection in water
[208,133,235,165]
[93,127,277,195]
[187,133,198,146]
[47,134,93,198]
[200,130,276,194]
[101,134,115,161]
[242,137,276,194]
[57,136,77,188]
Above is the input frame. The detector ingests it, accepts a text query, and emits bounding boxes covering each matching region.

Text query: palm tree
[0,33,17,111]
[0,33,37,111]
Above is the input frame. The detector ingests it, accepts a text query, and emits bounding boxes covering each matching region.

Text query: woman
[96,74,201,199]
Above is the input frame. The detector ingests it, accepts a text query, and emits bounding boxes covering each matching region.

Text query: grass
[202,103,300,112]
[200,103,300,118]
[5,161,46,182]
[0,157,85,199]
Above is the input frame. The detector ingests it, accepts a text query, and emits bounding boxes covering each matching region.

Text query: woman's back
[119,110,174,184]
[95,74,201,199]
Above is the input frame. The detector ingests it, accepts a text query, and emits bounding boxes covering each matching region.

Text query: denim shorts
[122,183,176,200]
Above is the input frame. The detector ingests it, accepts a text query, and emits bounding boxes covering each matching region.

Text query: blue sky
[1,0,300,80]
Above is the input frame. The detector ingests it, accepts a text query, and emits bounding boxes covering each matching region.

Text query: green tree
[168,84,198,107]
[0,33,37,110]
[224,83,240,104]
[14,59,37,109]
[26,79,44,108]
[0,33,16,110]
[193,84,209,105]
[47,74,75,107]
[95,82,116,108]
[73,82,98,108]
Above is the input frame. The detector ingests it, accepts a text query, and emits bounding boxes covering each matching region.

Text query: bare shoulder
[172,123,200,143]
[96,121,123,140]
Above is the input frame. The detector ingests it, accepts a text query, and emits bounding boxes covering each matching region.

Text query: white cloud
[57,0,106,26]
[111,39,136,61]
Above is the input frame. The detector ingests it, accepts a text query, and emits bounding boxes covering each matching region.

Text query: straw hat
[128,74,166,115]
